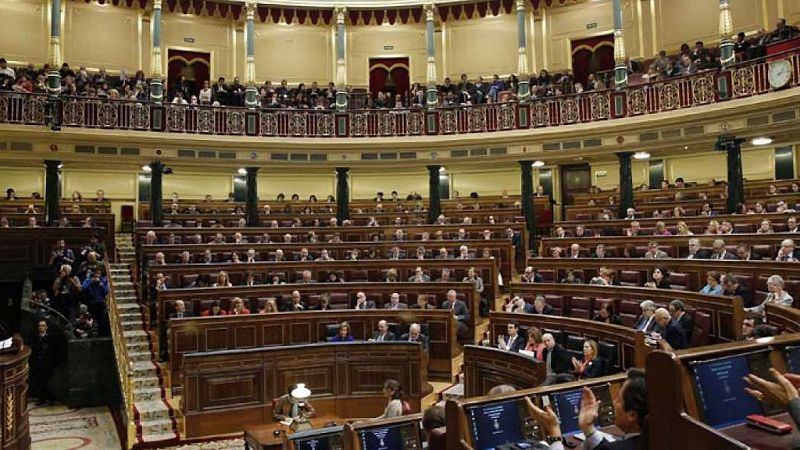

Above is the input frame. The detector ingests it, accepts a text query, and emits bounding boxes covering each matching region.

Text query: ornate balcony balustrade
[0,48,797,138]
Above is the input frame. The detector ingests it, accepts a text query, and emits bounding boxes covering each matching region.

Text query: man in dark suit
[669,300,694,344]
[353,291,376,310]
[506,295,535,314]
[370,320,396,342]
[441,289,470,339]
[653,308,687,350]
[532,295,555,315]
[411,294,435,310]
[283,290,306,312]
[775,238,800,262]
[168,299,193,319]
[530,368,648,450]
[722,273,754,308]
[384,292,409,310]
[30,320,59,405]
[541,333,575,386]
[633,300,658,333]
[686,238,712,259]
[736,243,762,261]
[401,323,429,352]
[293,247,314,262]
[710,239,737,260]
[497,322,527,353]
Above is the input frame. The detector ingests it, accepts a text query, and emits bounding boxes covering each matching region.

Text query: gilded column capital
[424,3,437,22]
[335,6,347,24]
[245,2,255,20]
[152,0,161,10]
[516,0,526,12]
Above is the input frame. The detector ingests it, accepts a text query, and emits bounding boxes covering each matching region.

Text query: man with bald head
[354,291,376,310]
[401,323,429,352]
[283,290,306,311]
[385,292,408,310]
[169,300,192,319]
[542,333,575,386]
[651,307,687,351]
[370,320,396,342]
[441,289,470,339]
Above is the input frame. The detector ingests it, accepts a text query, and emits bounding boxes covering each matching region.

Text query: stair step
[129,351,152,362]
[134,400,173,422]
[133,386,163,402]
[126,341,150,352]
[132,376,161,390]
[126,330,151,343]
[138,429,178,444]
[116,303,141,313]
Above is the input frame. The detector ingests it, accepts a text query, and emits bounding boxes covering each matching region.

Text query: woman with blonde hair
[213,271,232,287]
[676,221,693,236]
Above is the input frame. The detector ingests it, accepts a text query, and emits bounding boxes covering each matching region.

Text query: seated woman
[593,303,623,325]
[229,297,250,315]
[757,219,774,234]
[699,271,724,295]
[213,271,232,287]
[676,221,693,236]
[316,293,334,311]
[331,322,355,342]
[645,267,671,289]
[523,327,545,361]
[377,380,407,419]
[202,300,227,316]
[572,339,607,379]
[258,298,279,314]
[745,274,794,318]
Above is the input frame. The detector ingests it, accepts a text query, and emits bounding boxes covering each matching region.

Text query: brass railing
[0,47,797,138]
[104,260,137,449]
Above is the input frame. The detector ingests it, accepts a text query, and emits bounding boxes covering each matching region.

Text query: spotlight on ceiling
[238,168,247,175]
[751,137,773,146]
[532,160,545,167]
[142,165,152,172]
[633,152,651,160]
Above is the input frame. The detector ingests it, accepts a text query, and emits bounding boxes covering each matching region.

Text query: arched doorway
[167,49,211,100]
[368,57,410,100]
[570,34,614,88]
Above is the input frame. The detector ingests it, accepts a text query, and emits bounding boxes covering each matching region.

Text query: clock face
[768,60,792,89]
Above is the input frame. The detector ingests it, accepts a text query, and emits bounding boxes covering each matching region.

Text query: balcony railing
[1,48,797,139]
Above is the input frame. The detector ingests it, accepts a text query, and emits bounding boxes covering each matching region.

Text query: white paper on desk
[574,432,586,441]
[0,338,12,350]
[280,418,294,427]
[519,350,535,357]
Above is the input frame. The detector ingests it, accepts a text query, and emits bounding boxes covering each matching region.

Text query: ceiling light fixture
[633,152,651,160]
[142,165,152,172]
[532,160,545,167]
[751,137,773,146]
[238,168,247,175]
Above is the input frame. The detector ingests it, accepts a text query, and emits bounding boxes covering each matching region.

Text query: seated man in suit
[633,300,658,333]
[294,247,314,262]
[369,320,396,342]
[532,295,555,315]
[776,238,800,262]
[441,289,470,339]
[710,238,737,260]
[169,300,193,319]
[686,238,711,259]
[735,243,762,261]
[651,307,687,351]
[298,270,317,284]
[408,266,431,283]
[496,322,527,352]
[520,266,543,283]
[531,368,648,450]
[668,300,694,343]
[401,323,429,352]
[283,290,306,311]
[505,295,534,314]
[541,333,575,386]
[385,292,408,310]
[354,291,376,310]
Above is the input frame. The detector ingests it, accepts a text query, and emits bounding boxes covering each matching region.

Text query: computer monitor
[357,421,421,450]
[465,398,537,450]
[785,346,800,374]
[546,384,615,436]
[690,349,777,428]
[290,425,344,450]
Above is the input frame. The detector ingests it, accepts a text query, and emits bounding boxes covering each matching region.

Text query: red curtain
[167,49,210,98]
[368,58,410,98]
[570,34,614,87]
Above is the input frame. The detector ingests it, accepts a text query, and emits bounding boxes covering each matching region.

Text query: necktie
[546,351,553,376]
[378,334,384,342]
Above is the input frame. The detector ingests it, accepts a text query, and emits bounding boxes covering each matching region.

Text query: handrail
[104,259,136,449]
[0,46,797,138]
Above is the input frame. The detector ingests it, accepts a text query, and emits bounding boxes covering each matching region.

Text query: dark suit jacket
[534,304,555,315]
[675,313,694,343]
[384,303,408,310]
[169,311,194,319]
[595,434,644,450]
[501,334,527,353]
[543,344,573,374]
[441,299,470,324]
[711,250,738,260]
[371,331,397,341]
[400,333,430,352]
[634,315,657,333]
[687,249,712,259]
[354,300,376,310]
[657,320,688,350]
[582,356,608,378]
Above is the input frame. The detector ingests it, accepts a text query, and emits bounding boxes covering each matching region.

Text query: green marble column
[336,167,350,223]
[149,161,164,226]
[245,167,259,226]
[44,160,61,226]
[520,161,536,253]
[617,152,634,218]
[427,165,441,224]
